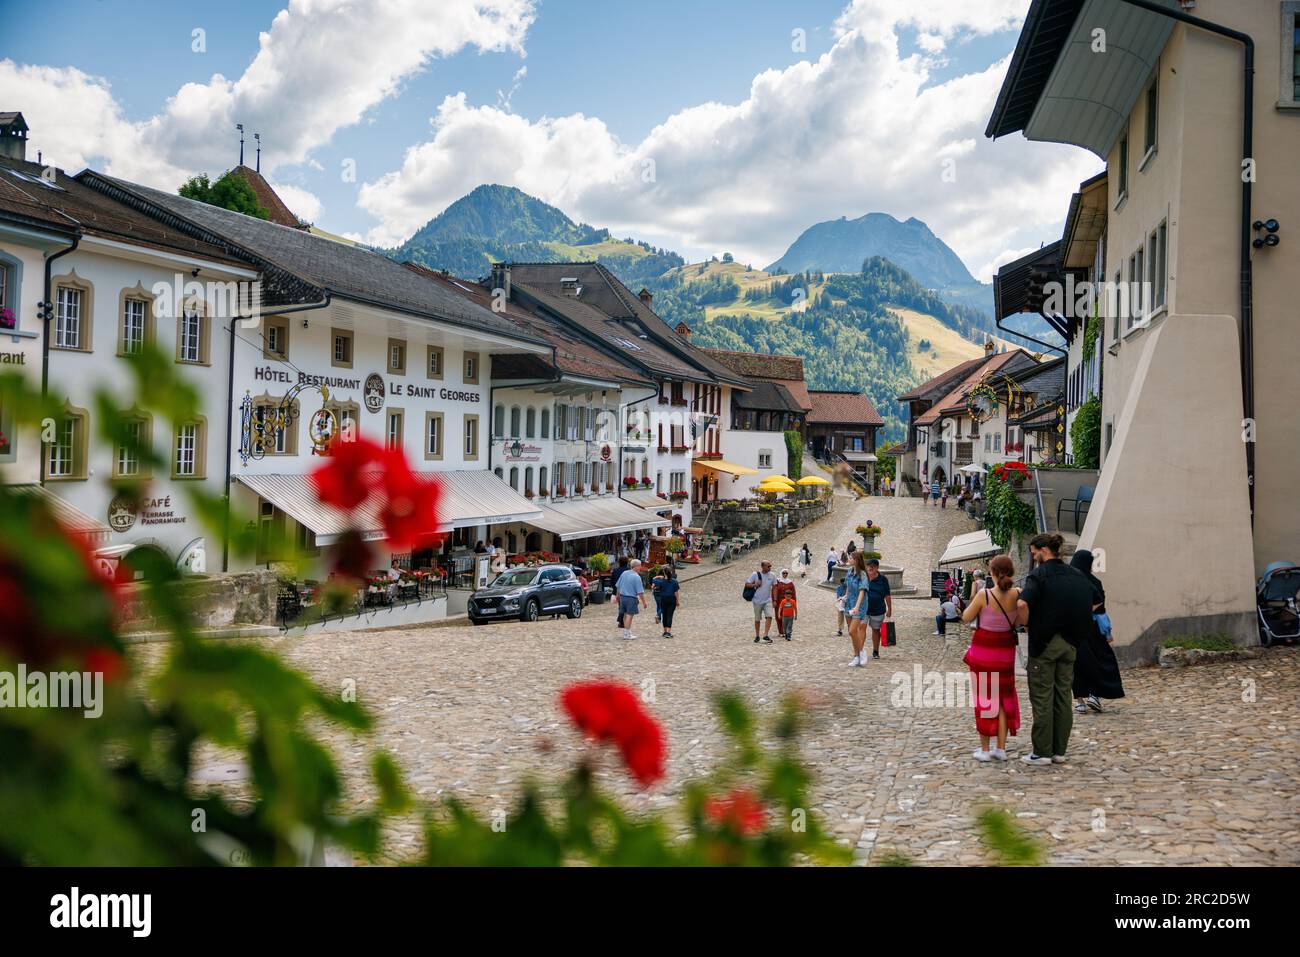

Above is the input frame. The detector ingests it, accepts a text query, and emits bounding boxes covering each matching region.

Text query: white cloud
[3,0,535,187]
[266,180,323,223]
[357,2,1098,280]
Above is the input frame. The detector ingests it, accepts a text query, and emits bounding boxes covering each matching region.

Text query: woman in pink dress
[961,554,1023,761]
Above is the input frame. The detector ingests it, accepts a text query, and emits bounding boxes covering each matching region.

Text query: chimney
[490,263,511,301]
[0,111,30,162]
[638,288,653,306]
[984,338,995,356]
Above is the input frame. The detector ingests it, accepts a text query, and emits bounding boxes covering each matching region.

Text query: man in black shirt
[1018,533,1097,766]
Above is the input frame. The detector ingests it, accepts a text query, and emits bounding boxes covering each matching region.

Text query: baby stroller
[1257,561,1300,646]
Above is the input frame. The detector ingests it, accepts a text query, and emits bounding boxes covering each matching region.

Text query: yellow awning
[692,459,759,477]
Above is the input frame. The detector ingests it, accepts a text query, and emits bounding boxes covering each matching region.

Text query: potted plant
[623,476,640,489]
[669,490,689,501]
[524,489,535,499]
[538,488,549,499]
[586,552,611,601]
[640,477,653,488]
[992,461,1030,488]
[855,523,882,550]
[0,307,15,330]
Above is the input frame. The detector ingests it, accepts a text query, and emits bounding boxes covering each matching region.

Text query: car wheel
[523,599,540,623]
[566,595,583,619]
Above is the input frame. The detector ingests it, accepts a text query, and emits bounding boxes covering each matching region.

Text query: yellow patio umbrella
[766,475,793,484]
[758,480,796,493]
[796,475,831,486]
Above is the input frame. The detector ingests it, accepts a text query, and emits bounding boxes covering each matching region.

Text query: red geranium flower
[377,463,442,549]
[704,788,766,836]
[559,680,666,788]
[310,437,385,511]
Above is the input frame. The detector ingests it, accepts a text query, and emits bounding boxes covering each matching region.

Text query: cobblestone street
[177,492,1300,865]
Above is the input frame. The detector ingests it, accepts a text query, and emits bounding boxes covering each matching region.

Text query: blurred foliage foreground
[0,349,1039,866]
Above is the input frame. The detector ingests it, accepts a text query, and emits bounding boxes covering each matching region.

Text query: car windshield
[491,569,538,589]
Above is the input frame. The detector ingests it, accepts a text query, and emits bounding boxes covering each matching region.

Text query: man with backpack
[745,559,777,644]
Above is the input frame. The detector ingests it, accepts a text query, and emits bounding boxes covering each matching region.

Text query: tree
[179,170,270,220]
[1070,394,1101,469]
[722,252,734,263]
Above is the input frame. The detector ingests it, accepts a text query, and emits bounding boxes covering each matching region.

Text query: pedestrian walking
[1018,533,1096,766]
[921,482,930,505]
[843,552,869,666]
[940,485,949,509]
[615,558,648,640]
[772,568,798,641]
[1069,550,1125,713]
[746,559,777,644]
[930,479,941,504]
[613,554,630,628]
[656,567,681,639]
[825,545,838,582]
[859,557,892,659]
[799,543,812,578]
[651,565,666,625]
[961,554,1023,761]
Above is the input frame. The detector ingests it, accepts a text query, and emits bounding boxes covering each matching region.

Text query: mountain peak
[767,212,976,288]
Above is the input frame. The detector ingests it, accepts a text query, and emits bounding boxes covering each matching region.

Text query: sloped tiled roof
[733,380,806,414]
[701,348,804,381]
[403,264,655,388]
[807,391,884,426]
[915,350,1040,426]
[702,348,811,411]
[509,275,709,383]
[82,172,546,346]
[506,262,749,387]
[228,165,305,229]
[897,354,987,402]
[0,158,247,266]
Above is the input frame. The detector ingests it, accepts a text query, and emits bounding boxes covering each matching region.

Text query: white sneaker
[989,748,1007,761]
[972,749,991,762]
[623,632,636,641]
[848,654,861,667]
[853,655,865,668]
[1051,754,1068,764]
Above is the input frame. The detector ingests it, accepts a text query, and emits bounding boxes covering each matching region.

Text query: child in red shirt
[772,569,798,641]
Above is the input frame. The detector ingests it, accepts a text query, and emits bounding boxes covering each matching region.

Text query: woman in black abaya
[1070,549,1125,712]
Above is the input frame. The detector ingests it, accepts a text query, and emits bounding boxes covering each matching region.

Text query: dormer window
[560,278,581,297]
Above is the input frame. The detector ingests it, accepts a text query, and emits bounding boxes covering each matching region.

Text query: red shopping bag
[879,620,897,647]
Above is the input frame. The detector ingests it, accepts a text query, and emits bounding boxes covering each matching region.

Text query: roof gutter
[39,230,81,486]
[1116,0,1255,525]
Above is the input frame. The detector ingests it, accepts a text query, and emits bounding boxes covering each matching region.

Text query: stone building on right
[987,0,1300,659]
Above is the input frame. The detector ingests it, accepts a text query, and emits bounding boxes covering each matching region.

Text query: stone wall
[118,569,281,632]
[710,500,832,545]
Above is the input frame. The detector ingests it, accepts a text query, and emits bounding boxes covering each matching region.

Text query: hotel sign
[502,440,542,462]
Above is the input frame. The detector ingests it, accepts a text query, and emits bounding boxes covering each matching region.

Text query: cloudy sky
[1,0,1100,280]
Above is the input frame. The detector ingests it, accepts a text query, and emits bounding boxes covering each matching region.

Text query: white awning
[525,497,669,542]
[842,451,878,463]
[620,489,676,511]
[937,530,998,566]
[432,470,543,530]
[235,470,541,546]
[8,485,112,545]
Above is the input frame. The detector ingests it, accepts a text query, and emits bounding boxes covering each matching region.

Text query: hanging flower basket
[0,307,16,330]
